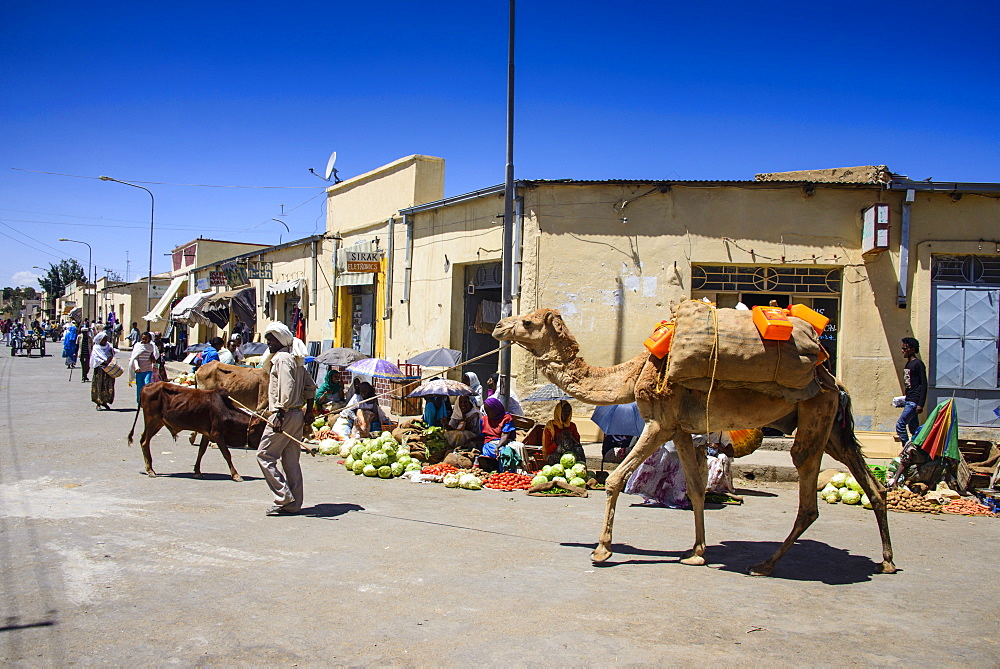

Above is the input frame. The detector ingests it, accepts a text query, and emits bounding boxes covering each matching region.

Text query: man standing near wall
[257,322,312,516]
[897,337,927,446]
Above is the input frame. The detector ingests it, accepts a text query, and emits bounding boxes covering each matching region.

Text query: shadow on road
[162,472,263,482]
[733,487,778,497]
[301,503,365,519]
[710,539,881,584]
[560,541,687,566]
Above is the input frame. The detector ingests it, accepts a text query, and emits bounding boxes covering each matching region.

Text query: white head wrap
[260,321,308,371]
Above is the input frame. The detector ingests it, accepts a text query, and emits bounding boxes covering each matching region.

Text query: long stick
[316,342,515,421]
[227,395,317,456]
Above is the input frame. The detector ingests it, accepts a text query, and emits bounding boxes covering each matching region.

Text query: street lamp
[59,238,94,323]
[99,176,155,318]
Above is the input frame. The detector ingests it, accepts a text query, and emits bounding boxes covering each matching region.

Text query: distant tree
[2,287,12,301]
[38,259,87,297]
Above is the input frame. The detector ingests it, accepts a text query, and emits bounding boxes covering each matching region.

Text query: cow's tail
[127,403,143,446]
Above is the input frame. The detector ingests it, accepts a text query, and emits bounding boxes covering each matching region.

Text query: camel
[493,307,895,576]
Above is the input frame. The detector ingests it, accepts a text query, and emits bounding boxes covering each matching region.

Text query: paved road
[1,347,997,665]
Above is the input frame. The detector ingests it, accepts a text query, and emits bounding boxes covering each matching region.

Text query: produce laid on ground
[310,416,340,445]
[820,472,871,507]
[340,432,422,479]
[421,463,458,476]
[483,472,534,491]
[530,453,590,490]
[887,488,942,514]
[942,499,996,517]
[171,373,196,387]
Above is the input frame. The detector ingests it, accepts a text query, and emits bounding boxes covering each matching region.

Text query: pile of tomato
[484,472,535,491]
[421,463,458,476]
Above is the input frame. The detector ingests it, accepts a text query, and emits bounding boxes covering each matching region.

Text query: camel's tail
[827,386,881,488]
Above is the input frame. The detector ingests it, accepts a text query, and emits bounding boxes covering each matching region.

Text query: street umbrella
[406,347,462,368]
[315,347,369,367]
[185,343,209,353]
[406,378,475,398]
[523,382,574,402]
[909,398,961,460]
[591,402,646,437]
[239,342,269,357]
[346,357,406,381]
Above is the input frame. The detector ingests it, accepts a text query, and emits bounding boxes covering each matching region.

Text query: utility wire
[11,168,327,189]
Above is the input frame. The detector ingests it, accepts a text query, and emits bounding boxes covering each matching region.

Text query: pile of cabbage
[443,473,483,490]
[341,432,422,479]
[529,453,590,489]
[821,472,872,508]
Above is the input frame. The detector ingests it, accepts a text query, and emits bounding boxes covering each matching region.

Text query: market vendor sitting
[315,368,346,411]
[543,400,586,465]
[422,388,451,428]
[481,396,516,459]
[443,395,482,451]
[331,381,388,438]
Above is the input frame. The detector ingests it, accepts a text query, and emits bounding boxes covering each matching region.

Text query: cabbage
[552,476,567,483]
[318,438,339,455]
[559,453,577,469]
[846,476,863,493]
[404,462,422,472]
[382,444,397,456]
[396,448,409,460]
[390,461,404,477]
[823,492,839,503]
[378,465,393,479]
[571,463,587,477]
[339,444,352,458]
[861,494,872,509]
[541,465,553,478]
[363,464,378,477]
[549,464,565,478]
[352,460,365,475]
[841,489,862,505]
[380,431,393,440]
[362,451,374,465]
[531,475,548,488]
[312,417,326,428]
[350,444,365,460]
[371,452,389,468]
[569,477,587,488]
[443,473,460,488]
[830,473,848,488]
[345,456,355,470]
[397,455,412,467]
[459,474,481,490]
[820,483,839,497]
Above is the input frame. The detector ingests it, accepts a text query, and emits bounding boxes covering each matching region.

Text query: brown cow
[127,382,266,481]
[195,361,268,411]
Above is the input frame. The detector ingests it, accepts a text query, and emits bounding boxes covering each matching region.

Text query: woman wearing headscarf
[62,322,78,369]
[480,396,516,460]
[542,400,584,465]
[444,395,482,450]
[463,372,484,409]
[314,367,345,410]
[257,322,315,516]
[77,324,93,382]
[129,332,159,404]
[90,331,118,410]
[486,372,524,416]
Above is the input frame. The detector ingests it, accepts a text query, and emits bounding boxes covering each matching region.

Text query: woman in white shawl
[128,332,159,404]
[90,331,117,410]
[463,372,484,409]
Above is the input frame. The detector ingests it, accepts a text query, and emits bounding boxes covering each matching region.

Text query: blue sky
[3,1,997,289]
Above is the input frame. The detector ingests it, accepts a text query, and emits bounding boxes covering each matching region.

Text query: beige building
[56,279,95,323]
[318,157,999,438]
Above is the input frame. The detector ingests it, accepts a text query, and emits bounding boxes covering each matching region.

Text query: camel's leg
[215,438,243,482]
[828,435,896,574]
[193,435,210,479]
[593,423,670,563]
[139,422,162,478]
[750,396,833,576]
[674,432,708,566]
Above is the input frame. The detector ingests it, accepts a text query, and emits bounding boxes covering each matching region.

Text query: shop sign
[248,261,272,280]
[196,278,210,291]
[209,271,228,286]
[346,251,382,273]
[221,261,249,287]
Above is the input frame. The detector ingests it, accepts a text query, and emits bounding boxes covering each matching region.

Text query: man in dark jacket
[896,337,927,446]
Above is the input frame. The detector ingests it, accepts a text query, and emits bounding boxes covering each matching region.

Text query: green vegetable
[404,462,422,472]
[846,476,863,493]
[362,464,378,477]
[531,475,548,487]
[541,465,553,478]
[390,461,404,477]
[378,465,393,479]
[552,476,567,483]
[443,473,460,488]
[549,464,565,478]
[841,489,862,505]
[830,473,848,488]
[559,453,577,469]
[345,456,355,470]
[569,477,587,488]
[352,460,365,475]
[861,494,872,509]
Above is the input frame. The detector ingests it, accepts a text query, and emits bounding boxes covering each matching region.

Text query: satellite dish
[324,151,339,181]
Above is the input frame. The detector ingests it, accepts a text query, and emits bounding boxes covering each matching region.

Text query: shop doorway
[462,263,503,384]
[349,285,376,357]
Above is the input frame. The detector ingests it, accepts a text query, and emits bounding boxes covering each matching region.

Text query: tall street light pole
[99,176,155,318]
[499,0,516,408]
[58,238,94,323]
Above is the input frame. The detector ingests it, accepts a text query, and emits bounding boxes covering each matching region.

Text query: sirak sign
[345,251,382,273]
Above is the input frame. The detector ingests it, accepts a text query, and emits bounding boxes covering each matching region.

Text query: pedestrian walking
[62,322,78,369]
[90,331,118,410]
[127,322,140,348]
[78,325,93,382]
[256,322,314,516]
[129,332,159,404]
[896,336,927,446]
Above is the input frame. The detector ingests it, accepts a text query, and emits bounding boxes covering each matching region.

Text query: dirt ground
[2,347,998,666]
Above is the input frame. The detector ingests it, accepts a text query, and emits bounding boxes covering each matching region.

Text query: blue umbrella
[591,402,646,437]
[347,357,406,381]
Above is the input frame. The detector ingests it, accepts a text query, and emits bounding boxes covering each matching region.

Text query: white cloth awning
[265,278,304,296]
[170,290,213,326]
[143,276,187,322]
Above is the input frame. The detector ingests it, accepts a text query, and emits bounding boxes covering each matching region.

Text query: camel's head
[493,308,580,362]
